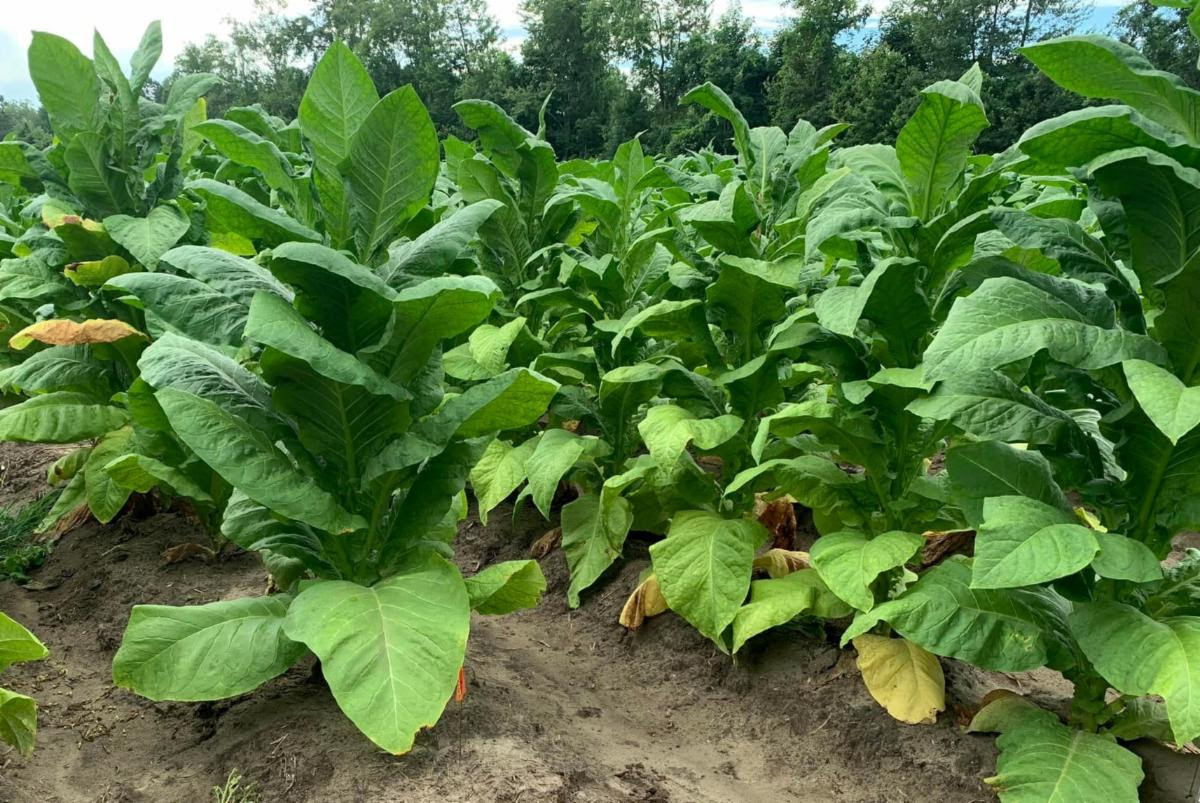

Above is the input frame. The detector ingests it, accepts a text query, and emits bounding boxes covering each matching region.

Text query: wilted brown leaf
[921,529,974,567]
[752,548,811,578]
[530,527,562,559]
[619,574,669,630]
[160,542,216,564]
[37,504,90,543]
[754,493,797,549]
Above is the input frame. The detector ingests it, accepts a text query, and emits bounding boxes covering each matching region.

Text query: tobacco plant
[0,612,47,756]
[110,50,558,752]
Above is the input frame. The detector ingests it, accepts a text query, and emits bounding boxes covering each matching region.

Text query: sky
[0,0,1119,103]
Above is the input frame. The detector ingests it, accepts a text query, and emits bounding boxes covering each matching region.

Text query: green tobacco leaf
[343,86,439,259]
[1124,360,1200,445]
[112,596,306,701]
[0,345,109,396]
[610,299,718,364]
[731,569,851,653]
[443,316,525,381]
[524,428,596,517]
[103,207,190,269]
[637,405,742,474]
[562,490,634,608]
[465,560,546,615]
[189,179,321,246]
[1089,149,1200,291]
[469,438,536,525]
[1017,106,1200,173]
[0,687,37,757]
[160,246,291,305]
[708,255,805,355]
[1022,35,1200,142]
[650,511,767,643]
[282,557,470,754]
[128,20,162,92]
[896,80,988,219]
[299,42,379,168]
[945,440,1067,527]
[0,392,127,443]
[381,274,500,382]
[810,530,924,612]
[106,272,248,346]
[269,242,397,352]
[64,133,131,217]
[1091,531,1162,582]
[972,496,1097,589]
[102,454,214,503]
[193,119,295,193]
[381,200,503,285]
[814,259,929,356]
[985,704,1143,803]
[908,370,1080,446]
[156,387,364,534]
[843,556,1070,672]
[246,292,407,401]
[1118,407,1200,546]
[82,427,134,524]
[221,490,335,578]
[365,369,555,484]
[1071,602,1200,745]
[138,333,277,432]
[0,612,48,671]
[28,32,101,138]
[682,83,752,164]
[451,369,558,438]
[0,142,35,182]
[924,277,1164,381]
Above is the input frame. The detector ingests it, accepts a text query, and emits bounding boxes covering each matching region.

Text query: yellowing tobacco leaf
[210,230,256,256]
[64,255,137,287]
[9,319,146,350]
[853,634,944,725]
[753,548,811,578]
[1073,506,1107,532]
[619,573,669,630]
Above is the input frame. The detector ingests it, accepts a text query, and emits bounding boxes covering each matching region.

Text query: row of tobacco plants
[1,13,1199,799]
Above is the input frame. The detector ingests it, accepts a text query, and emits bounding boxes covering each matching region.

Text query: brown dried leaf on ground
[160,542,216,564]
[619,574,669,630]
[530,527,562,559]
[37,504,91,543]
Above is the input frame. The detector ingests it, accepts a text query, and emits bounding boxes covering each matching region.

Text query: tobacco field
[1,16,1200,802]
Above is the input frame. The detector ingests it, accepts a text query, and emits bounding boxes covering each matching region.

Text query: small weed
[211,770,259,803]
[0,492,59,582]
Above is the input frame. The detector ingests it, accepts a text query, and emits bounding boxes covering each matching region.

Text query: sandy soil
[0,442,1194,802]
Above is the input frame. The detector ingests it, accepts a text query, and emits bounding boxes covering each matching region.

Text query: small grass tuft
[211,770,260,803]
[0,492,59,582]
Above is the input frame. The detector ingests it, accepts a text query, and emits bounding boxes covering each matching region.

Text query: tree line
[2,0,1198,158]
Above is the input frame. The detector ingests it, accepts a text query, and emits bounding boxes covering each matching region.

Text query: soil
[0,441,1195,803]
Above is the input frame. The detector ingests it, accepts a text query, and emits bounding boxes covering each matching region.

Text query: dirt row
[0,443,1192,802]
